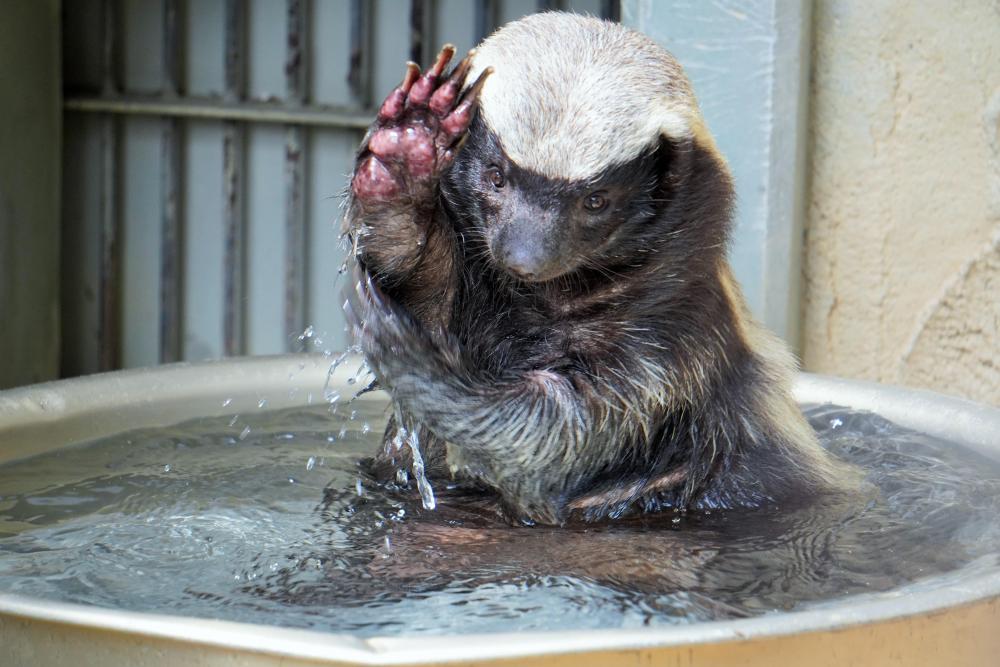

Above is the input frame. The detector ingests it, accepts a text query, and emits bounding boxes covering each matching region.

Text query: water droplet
[355,478,364,497]
[288,477,297,484]
[163,464,171,472]
[384,535,392,552]
[830,417,844,429]
[228,415,240,427]
[239,425,252,440]
[306,456,316,471]
[350,410,358,421]
[222,398,233,407]
[361,422,371,435]
[338,427,347,439]
[257,398,268,409]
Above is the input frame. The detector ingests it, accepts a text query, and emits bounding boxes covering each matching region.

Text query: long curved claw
[379,62,422,121]
[429,49,476,116]
[409,44,457,107]
[441,66,493,139]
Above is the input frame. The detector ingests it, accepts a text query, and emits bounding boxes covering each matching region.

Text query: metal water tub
[0,355,997,666]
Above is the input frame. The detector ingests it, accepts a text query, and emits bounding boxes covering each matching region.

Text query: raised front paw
[352,45,492,206]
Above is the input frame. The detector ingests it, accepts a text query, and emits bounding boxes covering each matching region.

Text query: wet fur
[346,14,854,525]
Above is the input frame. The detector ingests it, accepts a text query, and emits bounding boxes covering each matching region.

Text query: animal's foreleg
[344,45,489,292]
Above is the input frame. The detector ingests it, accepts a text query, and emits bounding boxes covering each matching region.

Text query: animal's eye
[583,192,608,213]
[486,165,505,189]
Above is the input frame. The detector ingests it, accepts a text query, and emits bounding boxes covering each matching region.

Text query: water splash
[387,405,436,510]
[407,424,436,511]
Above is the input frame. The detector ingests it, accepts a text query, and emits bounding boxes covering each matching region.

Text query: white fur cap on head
[467,12,697,182]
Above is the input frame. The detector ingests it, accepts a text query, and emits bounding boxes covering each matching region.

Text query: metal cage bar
[97,0,122,372]
[602,0,621,22]
[159,0,184,363]
[283,0,309,348]
[222,0,247,356]
[475,0,498,43]
[409,0,432,66]
[538,0,567,11]
[348,0,373,109]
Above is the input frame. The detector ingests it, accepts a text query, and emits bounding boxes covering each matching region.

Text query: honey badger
[345,12,853,525]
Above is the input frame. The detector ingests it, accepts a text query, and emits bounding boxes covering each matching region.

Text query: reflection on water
[0,401,998,636]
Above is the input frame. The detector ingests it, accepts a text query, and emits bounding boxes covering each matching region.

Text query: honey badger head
[441,12,732,283]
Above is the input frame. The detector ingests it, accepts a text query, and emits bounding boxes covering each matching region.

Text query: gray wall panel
[183,121,226,361]
[245,124,287,355]
[120,117,163,368]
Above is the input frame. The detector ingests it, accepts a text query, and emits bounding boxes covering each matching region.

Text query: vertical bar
[601,0,621,22]
[409,0,430,66]
[160,0,184,363]
[284,0,309,346]
[348,0,373,108]
[223,0,247,356]
[475,0,498,43]
[100,0,119,97]
[98,0,122,372]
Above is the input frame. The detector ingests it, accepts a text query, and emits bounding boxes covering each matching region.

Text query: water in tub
[0,376,999,635]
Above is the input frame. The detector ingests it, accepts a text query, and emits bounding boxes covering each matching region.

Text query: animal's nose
[503,244,542,279]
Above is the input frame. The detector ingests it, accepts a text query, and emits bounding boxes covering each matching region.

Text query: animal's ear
[654,136,676,179]
[653,135,686,200]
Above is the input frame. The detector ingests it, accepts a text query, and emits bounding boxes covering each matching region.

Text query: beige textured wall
[803,1,1000,406]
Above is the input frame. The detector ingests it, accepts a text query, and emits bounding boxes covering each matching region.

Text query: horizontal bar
[64,95,373,129]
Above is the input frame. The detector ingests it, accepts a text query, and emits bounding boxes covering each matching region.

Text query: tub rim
[0,354,998,665]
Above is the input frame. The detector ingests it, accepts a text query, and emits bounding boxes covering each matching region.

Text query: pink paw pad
[400,127,436,176]
[352,156,400,201]
[369,128,404,157]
